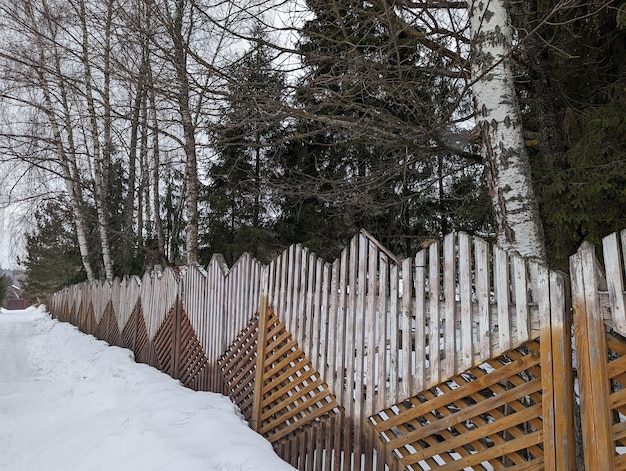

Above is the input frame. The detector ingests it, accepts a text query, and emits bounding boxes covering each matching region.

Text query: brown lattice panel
[83,303,97,336]
[371,340,544,470]
[606,333,626,468]
[177,309,210,389]
[152,307,177,376]
[134,307,158,368]
[217,315,259,421]
[258,308,341,444]
[122,303,145,354]
[95,301,121,347]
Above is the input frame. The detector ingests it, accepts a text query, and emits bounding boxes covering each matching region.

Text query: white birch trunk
[170,0,199,265]
[26,0,96,282]
[470,0,546,261]
[78,0,115,281]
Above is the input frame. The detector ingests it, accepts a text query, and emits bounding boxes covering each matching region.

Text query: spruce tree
[273,0,490,258]
[512,0,626,267]
[21,199,87,300]
[202,33,287,264]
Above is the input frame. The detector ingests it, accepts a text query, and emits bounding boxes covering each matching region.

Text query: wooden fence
[50,229,583,470]
[570,230,626,470]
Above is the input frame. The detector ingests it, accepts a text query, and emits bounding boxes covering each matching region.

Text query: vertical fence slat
[304,251,315,358]
[443,232,456,380]
[353,233,368,470]
[291,245,308,345]
[494,246,511,353]
[603,231,626,334]
[251,294,268,432]
[538,264,557,471]
[388,262,400,407]
[428,241,440,386]
[377,252,388,414]
[413,250,426,395]
[366,241,378,418]
[401,257,412,400]
[549,270,575,470]
[311,257,324,375]
[474,237,491,362]
[513,254,530,344]
[571,242,615,471]
[345,236,358,469]
[458,233,472,371]
[326,259,339,395]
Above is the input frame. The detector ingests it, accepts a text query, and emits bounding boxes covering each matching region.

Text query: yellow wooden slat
[400,403,544,467]
[381,391,489,469]
[260,377,325,421]
[374,348,541,434]
[388,378,542,451]
[266,400,339,443]
[432,431,543,471]
[262,357,308,389]
[261,393,335,436]
[261,369,321,409]
[608,334,626,357]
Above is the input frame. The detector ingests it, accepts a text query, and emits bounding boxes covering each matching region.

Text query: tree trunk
[77,0,114,280]
[170,0,199,265]
[26,0,96,281]
[149,76,167,263]
[469,0,546,260]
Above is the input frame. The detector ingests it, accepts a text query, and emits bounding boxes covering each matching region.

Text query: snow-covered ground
[0,306,295,471]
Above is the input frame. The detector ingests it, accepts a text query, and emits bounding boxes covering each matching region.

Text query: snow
[0,306,295,471]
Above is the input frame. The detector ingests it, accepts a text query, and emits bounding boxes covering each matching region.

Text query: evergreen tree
[272,0,490,258]
[21,199,86,300]
[512,0,626,267]
[0,274,10,307]
[202,32,287,264]
[163,166,187,266]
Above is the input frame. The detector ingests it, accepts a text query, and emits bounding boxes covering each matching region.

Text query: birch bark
[26,0,96,281]
[469,0,546,260]
[77,0,115,281]
[169,0,199,265]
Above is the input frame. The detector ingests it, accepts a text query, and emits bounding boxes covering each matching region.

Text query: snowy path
[0,307,294,471]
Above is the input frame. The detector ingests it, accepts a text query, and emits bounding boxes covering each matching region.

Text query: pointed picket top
[112,276,137,332]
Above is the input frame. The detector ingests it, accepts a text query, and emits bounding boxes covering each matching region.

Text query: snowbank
[0,306,294,471]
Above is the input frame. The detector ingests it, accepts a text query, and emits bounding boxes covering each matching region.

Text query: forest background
[0,0,623,299]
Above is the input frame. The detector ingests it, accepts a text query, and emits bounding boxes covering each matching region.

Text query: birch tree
[75,0,115,280]
[0,0,98,281]
[469,0,546,260]
[167,0,200,265]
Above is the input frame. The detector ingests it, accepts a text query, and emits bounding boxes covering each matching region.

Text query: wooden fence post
[549,270,576,470]
[539,265,575,471]
[570,241,615,471]
[250,293,269,433]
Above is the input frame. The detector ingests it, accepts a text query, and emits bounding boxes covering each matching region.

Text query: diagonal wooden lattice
[122,303,145,354]
[95,301,121,347]
[606,333,626,469]
[258,308,341,444]
[83,303,97,336]
[371,339,544,470]
[177,309,210,389]
[217,315,259,421]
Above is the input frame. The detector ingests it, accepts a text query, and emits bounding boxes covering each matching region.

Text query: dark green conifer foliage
[515,0,626,268]
[202,32,287,264]
[21,200,87,299]
[273,0,490,258]
[0,275,10,307]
